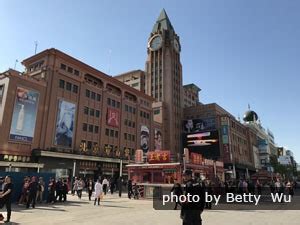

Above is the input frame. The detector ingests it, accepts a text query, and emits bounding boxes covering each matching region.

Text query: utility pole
[34,41,38,54]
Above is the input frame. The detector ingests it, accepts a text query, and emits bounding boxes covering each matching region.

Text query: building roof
[114,69,144,78]
[152,9,174,33]
[183,83,201,92]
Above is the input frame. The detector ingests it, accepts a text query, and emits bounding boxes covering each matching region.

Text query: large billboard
[9,87,39,142]
[183,130,220,158]
[107,108,120,127]
[183,117,216,133]
[54,100,76,147]
[154,129,162,150]
[140,125,150,153]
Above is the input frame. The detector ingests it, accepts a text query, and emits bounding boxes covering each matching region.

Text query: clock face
[149,35,162,51]
[174,39,180,53]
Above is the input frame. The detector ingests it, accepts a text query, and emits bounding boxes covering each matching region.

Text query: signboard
[9,87,39,142]
[223,144,231,163]
[183,117,216,133]
[107,108,120,127]
[54,100,76,147]
[183,130,220,158]
[190,153,203,165]
[147,151,170,164]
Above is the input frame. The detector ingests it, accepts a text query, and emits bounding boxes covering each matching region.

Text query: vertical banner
[9,87,39,142]
[54,100,76,147]
[140,125,149,153]
[221,116,231,163]
[107,107,120,127]
[154,129,162,150]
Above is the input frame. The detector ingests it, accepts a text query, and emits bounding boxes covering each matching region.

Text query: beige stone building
[114,70,146,93]
[182,83,201,108]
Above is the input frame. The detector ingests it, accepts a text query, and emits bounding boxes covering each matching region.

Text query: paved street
[0,193,299,225]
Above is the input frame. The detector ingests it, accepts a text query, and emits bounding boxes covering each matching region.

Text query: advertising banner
[135,149,144,163]
[147,150,170,164]
[183,130,220,158]
[107,108,120,127]
[140,125,150,153]
[54,100,76,147]
[154,129,162,150]
[190,152,203,165]
[9,87,39,142]
[183,117,216,133]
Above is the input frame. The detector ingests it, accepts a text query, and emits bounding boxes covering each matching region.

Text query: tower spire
[152,9,174,33]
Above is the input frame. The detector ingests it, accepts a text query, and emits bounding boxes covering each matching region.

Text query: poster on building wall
[54,100,76,147]
[183,117,216,133]
[9,87,40,142]
[107,108,120,127]
[154,129,162,150]
[140,125,150,153]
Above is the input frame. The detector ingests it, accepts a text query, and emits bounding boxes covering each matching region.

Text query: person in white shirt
[102,178,109,195]
[94,179,102,206]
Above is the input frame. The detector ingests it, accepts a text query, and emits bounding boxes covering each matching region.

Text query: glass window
[107,98,111,105]
[132,135,135,142]
[116,101,120,108]
[83,123,87,131]
[91,92,96,100]
[125,105,128,112]
[95,110,100,118]
[59,79,65,89]
[115,131,118,138]
[74,69,80,76]
[67,67,73,73]
[87,141,92,150]
[84,107,89,115]
[112,99,116,107]
[105,128,109,136]
[66,82,72,91]
[89,124,93,132]
[129,106,132,113]
[73,85,78,93]
[86,89,90,98]
[110,129,114,137]
[133,108,136,114]
[90,109,95,116]
[96,94,101,101]
[95,126,99,134]
[132,122,135,128]
[124,133,127,140]
[60,64,66,70]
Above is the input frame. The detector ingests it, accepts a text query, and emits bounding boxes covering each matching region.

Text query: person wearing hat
[180,170,205,225]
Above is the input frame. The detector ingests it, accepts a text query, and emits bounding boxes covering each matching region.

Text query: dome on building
[243,110,258,122]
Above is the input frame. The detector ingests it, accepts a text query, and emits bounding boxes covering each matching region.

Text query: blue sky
[1,0,299,161]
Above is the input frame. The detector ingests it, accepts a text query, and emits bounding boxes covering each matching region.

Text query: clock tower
[146,9,182,156]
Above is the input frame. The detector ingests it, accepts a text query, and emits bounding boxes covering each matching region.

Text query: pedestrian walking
[102,177,109,195]
[0,176,13,223]
[47,178,56,204]
[26,176,38,209]
[94,179,102,206]
[87,179,94,201]
[36,177,45,203]
[61,180,68,202]
[127,179,133,199]
[180,170,205,225]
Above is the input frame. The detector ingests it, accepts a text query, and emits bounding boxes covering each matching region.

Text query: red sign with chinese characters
[135,149,143,163]
[190,153,203,165]
[147,150,170,164]
[107,108,120,127]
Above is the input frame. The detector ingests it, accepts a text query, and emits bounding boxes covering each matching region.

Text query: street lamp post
[119,159,123,197]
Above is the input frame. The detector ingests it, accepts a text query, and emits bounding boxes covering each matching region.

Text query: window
[112,99,116,107]
[74,69,80,76]
[96,94,101,101]
[107,98,111,105]
[67,67,73,73]
[110,130,114,137]
[131,83,139,87]
[132,122,135,128]
[86,89,90,98]
[128,134,131,141]
[90,109,95,116]
[124,119,128,126]
[128,121,132,127]
[95,110,100,118]
[73,85,78,93]
[91,92,96,100]
[105,128,109,136]
[125,105,128,112]
[133,108,136,114]
[116,101,120,108]
[59,79,65,89]
[60,64,66,70]
[66,82,72,91]
[124,133,127,140]
[0,85,4,104]
[95,126,99,134]
[129,106,132,113]
[115,131,118,138]
[132,135,135,142]
[83,123,87,131]
[89,124,94,132]
[84,107,89,115]
[154,109,160,115]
